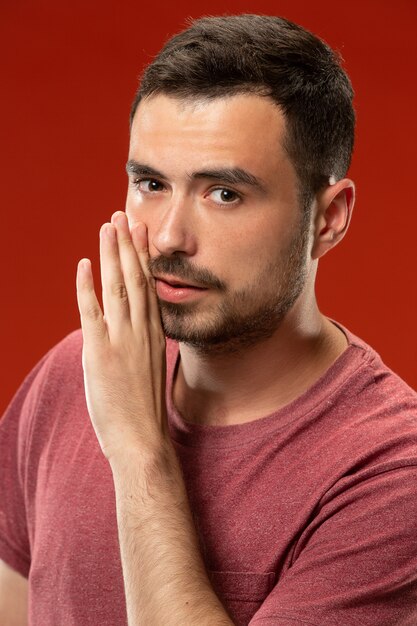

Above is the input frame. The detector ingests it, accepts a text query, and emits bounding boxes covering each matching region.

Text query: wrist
[109,438,183,495]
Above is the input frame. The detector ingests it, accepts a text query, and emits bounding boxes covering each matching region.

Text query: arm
[111,448,231,625]
[0,560,28,626]
[76,212,232,625]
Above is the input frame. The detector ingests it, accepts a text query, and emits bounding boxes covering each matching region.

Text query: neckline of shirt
[166,321,376,449]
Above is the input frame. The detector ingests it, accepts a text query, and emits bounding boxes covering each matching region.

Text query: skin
[76,93,355,623]
[126,94,355,425]
[126,95,311,355]
[0,561,28,626]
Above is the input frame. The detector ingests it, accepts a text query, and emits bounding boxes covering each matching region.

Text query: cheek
[125,184,160,212]
[210,225,277,287]
[220,212,302,289]
[125,190,158,249]
[125,190,141,228]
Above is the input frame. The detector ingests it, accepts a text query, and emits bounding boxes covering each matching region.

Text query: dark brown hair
[130,14,355,210]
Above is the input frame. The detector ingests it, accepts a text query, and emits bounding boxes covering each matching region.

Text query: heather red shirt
[1,324,417,625]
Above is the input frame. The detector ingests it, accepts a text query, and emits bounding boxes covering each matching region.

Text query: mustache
[148,255,226,291]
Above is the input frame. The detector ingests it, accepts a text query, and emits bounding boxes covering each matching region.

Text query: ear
[311,178,355,260]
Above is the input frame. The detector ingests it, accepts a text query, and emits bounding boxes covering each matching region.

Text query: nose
[151,198,197,257]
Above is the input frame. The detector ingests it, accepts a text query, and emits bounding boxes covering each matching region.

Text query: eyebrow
[192,168,266,191]
[126,159,266,191]
[126,161,163,178]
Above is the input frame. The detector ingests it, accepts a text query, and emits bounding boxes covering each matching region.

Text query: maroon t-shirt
[1,324,417,625]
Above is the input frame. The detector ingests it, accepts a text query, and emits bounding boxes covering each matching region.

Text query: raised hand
[76,211,167,463]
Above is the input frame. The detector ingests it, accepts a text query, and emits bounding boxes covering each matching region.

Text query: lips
[154,275,206,290]
[154,275,208,303]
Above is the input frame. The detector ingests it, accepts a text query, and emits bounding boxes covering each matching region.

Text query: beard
[148,214,310,355]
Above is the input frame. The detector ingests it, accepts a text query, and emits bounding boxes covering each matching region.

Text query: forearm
[111,444,233,626]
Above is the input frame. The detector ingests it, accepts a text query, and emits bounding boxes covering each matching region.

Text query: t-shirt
[1,324,417,625]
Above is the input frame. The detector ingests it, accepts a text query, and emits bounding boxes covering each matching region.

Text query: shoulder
[1,329,85,427]
[324,325,417,476]
[332,322,417,411]
[0,330,85,473]
[348,329,417,414]
[27,329,84,397]
[44,328,83,368]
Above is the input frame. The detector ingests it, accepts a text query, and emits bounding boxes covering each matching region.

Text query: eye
[208,188,241,205]
[133,178,165,193]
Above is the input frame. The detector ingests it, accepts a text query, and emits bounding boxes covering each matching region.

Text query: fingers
[106,211,161,335]
[100,221,131,336]
[130,221,163,332]
[130,221,155,287]
[115,212,158,326]
[81,211,161,343]
[76,258,107,345]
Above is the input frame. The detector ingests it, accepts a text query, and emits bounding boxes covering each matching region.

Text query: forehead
[129,93,293,180]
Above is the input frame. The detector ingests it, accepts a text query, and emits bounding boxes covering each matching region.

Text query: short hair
[130,14,355,210]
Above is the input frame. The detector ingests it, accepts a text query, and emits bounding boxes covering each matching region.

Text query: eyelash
[131,177,242,206]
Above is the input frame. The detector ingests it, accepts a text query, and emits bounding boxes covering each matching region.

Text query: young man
[1,14,416,626]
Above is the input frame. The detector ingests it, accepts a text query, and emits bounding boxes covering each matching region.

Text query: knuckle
[119,235,132,248]
[110,281,129,301]
[129,270,147,288]
[83,304,102,321]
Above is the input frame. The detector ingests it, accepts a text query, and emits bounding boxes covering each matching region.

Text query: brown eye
[136,179,165,192]
[210,188,240,205]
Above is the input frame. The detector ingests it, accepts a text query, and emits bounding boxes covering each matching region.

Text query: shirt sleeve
[0,350,52,577]
[250,463,417,626]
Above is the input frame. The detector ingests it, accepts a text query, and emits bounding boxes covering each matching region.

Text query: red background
[1,0,416,413]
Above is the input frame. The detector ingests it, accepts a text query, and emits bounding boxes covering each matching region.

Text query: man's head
[130,14,355,211]
[126,16,356,353]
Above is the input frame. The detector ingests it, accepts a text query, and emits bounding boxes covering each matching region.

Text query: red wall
[1,0,416,413]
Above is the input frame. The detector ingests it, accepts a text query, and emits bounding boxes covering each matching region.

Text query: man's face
[126,93,313,353]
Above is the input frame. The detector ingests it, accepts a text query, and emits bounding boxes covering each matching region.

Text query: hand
[76,211,167,463]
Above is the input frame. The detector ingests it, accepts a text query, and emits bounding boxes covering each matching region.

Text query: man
[1,14,416,626]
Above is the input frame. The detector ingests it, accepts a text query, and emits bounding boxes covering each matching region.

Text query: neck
[172,301,348,426]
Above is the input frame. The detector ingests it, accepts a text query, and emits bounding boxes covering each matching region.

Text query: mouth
[154,275,208,303]
[153,274,207,289]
